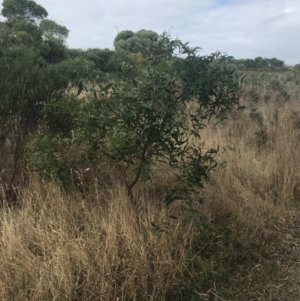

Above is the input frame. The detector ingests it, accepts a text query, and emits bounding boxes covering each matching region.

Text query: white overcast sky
[1,0,300,65]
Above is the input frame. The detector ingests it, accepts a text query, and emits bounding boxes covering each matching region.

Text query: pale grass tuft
[0,183,198,300]
[201,96,300,238]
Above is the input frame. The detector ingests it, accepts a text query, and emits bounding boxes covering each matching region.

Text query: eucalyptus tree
[114,29,159,53]
[39,19,69,42]
[1,0,48,24]
[28,32,242,208]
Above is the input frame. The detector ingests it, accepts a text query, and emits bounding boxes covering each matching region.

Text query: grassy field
[1,70,300,300]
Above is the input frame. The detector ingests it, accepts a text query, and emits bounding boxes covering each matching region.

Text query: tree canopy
[114,29,159,53]
[39,19,69,42]
[1,0,48,23]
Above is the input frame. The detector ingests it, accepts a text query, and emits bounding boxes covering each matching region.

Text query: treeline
[231,57,285,71]
[230,57,300,72]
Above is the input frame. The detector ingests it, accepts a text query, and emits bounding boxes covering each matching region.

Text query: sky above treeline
[1,0,300,65]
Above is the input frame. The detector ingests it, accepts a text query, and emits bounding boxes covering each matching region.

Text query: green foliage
[40,38,67,63]
[30,32,241,206]
[0,46,46,133]
[65,48,84,59]
[39,19,69,64]
[41,58,95,133]
[268,57,285,68]
[39,19,69,42]
[0,0,69,63]
[0,41,91,202]
[0,11,70,62]
[83,48,117,73]
[254,56,269,69]
[113,30,134,44]
[27,133,79,187]
[114,29,159,53]
[0,21,12,48]
[294,63,300,72]
[2,17,70,63]
[65,48,119,76]
[1,0,48,23]
[10,19,43,47]
[0,45,49,201]
[232,57,285,71]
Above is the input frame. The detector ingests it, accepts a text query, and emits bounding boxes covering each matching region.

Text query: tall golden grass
[1,71,300,300]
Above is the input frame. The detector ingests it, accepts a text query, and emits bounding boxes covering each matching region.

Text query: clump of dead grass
[0,182,204,300]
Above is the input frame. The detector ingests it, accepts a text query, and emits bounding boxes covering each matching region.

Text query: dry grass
[0,184,197,300]
[1,71,300,300]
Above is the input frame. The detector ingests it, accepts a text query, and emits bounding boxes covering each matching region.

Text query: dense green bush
[0,0,97,203]
[0,43,93,202]
[29,32,242,207]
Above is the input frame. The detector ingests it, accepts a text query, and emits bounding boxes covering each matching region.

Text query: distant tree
[0,18,67,63]
[114,30,134,44]
[267,57,284,68]
[294,64,300,71]
[39,19,69,42]
[84,48,117,72]
[38,20,69,63]
[232,57,285,70]
[244,58,255,69]
[229,58,246,70]
[254,57,269,69]
[114,29,158,53]
[134,29,158,43]
[1,0,48,23]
